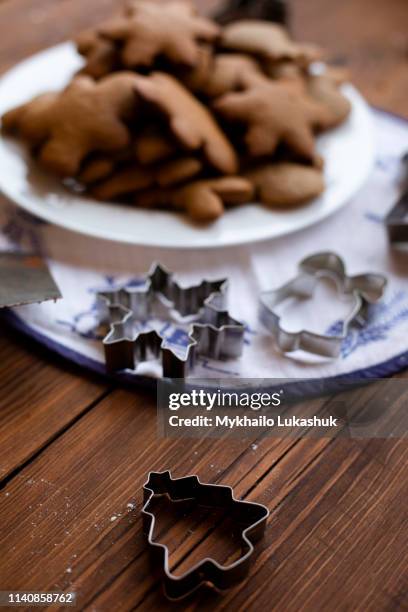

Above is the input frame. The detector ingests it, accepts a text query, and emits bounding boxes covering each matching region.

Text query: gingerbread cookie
[214,79,322,161]
[189,53,265,97]
[75,29,118,78]
[91,166,155,199]
[221,21,321,66]
[245,162,325,207]
[133,131,176,165]
[2,0,354,223]
[2,73,139,177]
[78,156,116,184]
[91,156,202,199]
[137,176,253,221]
[99,0,219,69]
[277,77,339,132]
[133,72,238,173]
[179,44,214,93]
[279,72,350,131]
[155,157,203,187]
[125,0,195,16]
[265,59,305,82]
[2,92,58,144]
[306,74,351,129]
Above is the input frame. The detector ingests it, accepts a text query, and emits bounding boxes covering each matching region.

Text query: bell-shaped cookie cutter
[97,264,244,377]
[142,470,269,600]
[259,252,387,358]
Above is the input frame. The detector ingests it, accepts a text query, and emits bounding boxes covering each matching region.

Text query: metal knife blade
[0,252,61,309]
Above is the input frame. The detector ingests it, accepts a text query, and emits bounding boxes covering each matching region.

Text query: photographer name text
[167,415,338,429]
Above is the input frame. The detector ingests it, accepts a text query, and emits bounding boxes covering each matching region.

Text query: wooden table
[0,1,407,610]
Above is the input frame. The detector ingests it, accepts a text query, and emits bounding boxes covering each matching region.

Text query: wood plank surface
[0,0,407,610]
[0,326,109,481]
[292,0,408,117]
[0,389,330,609]
[0,382,406,609]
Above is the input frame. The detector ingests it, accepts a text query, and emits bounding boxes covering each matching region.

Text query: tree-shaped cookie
[2,73,139,177]
[214,79,325,161]
[133,72,238,174]
[99,0,219,69]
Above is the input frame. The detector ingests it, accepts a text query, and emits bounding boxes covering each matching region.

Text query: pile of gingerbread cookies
[1,0,351,222]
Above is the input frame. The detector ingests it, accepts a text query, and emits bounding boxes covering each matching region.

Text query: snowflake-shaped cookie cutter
[259,252,388,358]
[97,263,244,377]
[142,470,269,600]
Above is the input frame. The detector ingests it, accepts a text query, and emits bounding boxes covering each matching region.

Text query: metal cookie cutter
[97,264,244,377]
[259,252,387,358]
[385,152,408,244]
[142,471,269,601]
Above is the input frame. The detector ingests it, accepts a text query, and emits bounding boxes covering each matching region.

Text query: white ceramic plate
[0,42,375,249]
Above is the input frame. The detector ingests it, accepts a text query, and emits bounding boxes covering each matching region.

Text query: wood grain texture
[0,388,327,609]
[291,0,408,117]
[0,0,407,610]
[0,326,109,481]
[0,384,406,610]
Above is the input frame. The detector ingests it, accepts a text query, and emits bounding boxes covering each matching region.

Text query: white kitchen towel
[0,109,407,387]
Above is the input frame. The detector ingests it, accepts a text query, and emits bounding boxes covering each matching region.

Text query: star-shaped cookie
[99,0,219,69]
[214,79,323,161]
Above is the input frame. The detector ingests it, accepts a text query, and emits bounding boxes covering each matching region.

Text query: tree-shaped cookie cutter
[97,264,244,377]
[142,471,269,600]
[259,252,387,358]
